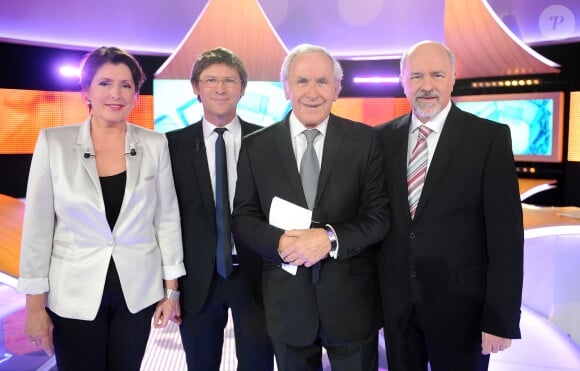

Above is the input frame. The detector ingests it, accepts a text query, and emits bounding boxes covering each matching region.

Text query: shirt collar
[202,116,241,139]
[410,100,452,134]
[289,111,329,139]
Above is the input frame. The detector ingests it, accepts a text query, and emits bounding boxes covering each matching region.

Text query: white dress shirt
[202,117,242,255]
[289,111,328,169]
[202,117,242,209]
[407,101,452,173]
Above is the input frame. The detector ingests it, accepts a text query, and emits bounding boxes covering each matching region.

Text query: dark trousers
[48,288,156,371]
[179,268,274,371]
[384,309,490,371]
[272,330,378,371]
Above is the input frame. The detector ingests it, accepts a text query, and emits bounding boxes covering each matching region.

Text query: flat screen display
[454,92,564,163]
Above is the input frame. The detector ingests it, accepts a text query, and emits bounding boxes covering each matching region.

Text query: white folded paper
[269,196,312,275]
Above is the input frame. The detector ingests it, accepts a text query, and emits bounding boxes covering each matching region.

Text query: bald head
[400,41,455,78]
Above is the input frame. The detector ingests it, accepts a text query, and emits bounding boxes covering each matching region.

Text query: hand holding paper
[269,196,312,275]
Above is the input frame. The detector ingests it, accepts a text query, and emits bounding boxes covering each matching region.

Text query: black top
[100,171,126,289]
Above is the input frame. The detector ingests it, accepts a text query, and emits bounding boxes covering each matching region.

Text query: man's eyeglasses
[199,77,242,88]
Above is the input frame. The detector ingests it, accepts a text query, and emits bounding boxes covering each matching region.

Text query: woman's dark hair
[79,46,146,92]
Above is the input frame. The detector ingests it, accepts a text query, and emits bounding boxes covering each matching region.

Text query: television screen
[153,80,291,133]
[453,92,564,163]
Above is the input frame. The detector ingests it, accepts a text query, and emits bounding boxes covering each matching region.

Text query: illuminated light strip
[347,54,401,61]
[569,92,580,162]
[0,271,18,288]
[470,78,541,88]
[520,183,557,202]
[524,225,580,240]
[353,76,400,84]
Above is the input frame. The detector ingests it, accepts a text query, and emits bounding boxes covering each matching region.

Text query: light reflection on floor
[2,271,579,371]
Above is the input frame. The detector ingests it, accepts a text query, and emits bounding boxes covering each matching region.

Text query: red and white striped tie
[407,125,431,219]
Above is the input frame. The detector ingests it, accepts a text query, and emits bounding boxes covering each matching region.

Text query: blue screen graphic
[455,98,554,157]
[153,80,291,133]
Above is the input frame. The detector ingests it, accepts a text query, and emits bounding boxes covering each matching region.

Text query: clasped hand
[278,228,330,267]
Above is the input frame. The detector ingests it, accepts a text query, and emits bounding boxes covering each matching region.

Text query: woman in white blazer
[16,46,186,371]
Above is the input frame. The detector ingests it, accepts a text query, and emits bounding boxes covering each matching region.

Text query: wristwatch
[165,288,180,301]
[325,225,338,256]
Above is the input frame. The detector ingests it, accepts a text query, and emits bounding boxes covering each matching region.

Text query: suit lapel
[240,118,260,136]
[189,122,216,219]
[392,116,414,222]
[121,124,142,219]
[75,118,101,193]
[274,119,307,207]
[316,115,343,207]
[415,105,466,219]
[192,118,260,221]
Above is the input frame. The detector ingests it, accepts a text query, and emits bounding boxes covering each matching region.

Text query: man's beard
[413,91,441,120]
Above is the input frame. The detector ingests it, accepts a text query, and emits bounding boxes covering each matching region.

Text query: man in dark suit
[232,43,389,371]
[376,40,524,371]
[166,47,274,371]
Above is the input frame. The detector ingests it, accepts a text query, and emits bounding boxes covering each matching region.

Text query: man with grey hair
[232,43,389,370]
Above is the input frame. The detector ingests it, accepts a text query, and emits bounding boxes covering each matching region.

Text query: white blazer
[17,117,185,320]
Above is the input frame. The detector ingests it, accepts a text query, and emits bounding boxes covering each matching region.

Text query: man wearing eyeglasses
[166,47,274,371]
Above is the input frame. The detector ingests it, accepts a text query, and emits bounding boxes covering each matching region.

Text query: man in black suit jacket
[376,41,524,371]
[232,44,389,371]
[166,48,273,371]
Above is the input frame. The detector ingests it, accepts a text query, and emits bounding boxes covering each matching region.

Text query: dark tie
[407,125,432,220]
[215,128,233,278]
[299,129,321,283]
[300,129,320,210]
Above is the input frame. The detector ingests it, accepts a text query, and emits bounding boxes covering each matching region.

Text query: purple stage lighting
[353,76,400,84]
[59,65,80,78]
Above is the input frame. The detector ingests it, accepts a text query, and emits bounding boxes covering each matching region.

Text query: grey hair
[280,43,343,88]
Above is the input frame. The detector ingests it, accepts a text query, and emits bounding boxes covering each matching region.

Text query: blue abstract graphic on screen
[153,80,291,133]
[455,99,553,156]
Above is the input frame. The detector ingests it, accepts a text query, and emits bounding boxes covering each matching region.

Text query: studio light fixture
[470,78,541,89]
[353,76,400,84]
[59,65,81,78]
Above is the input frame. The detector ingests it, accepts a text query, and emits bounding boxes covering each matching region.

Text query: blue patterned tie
[215,128,232,278]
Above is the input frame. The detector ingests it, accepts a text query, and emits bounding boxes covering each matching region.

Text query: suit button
[107,241,113,246]
[409,232,415,239]
[410,271,417,278]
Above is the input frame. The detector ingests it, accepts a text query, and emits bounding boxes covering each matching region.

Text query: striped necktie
[407,125,432,219]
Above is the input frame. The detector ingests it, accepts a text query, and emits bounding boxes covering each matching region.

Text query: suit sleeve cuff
[325,224,339,259]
